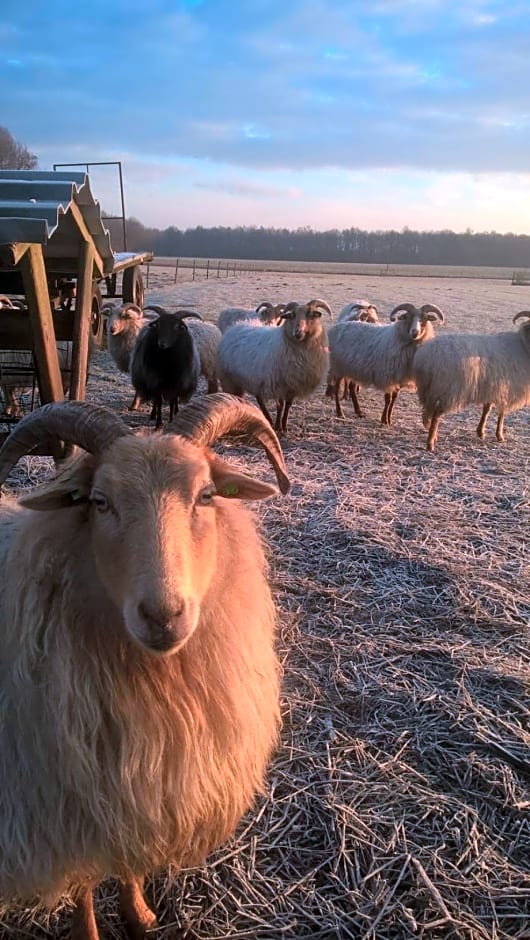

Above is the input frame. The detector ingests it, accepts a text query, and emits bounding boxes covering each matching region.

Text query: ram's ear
[19,456,96,511]
[207,453,278,501]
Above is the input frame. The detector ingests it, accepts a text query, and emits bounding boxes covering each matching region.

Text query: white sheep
[105,302,147,374]
[217,298,332,433]
[185,317,222,393]
[329,300,381,411]
[327,302,444,425]
[338,300,380,324]
[0,395,290,938]
[217,301,285,333]
[412,310,530,451]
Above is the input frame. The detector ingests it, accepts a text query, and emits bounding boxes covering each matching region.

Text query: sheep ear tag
[207,454,277,501]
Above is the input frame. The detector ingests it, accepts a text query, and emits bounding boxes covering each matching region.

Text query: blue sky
[2,0,530,233]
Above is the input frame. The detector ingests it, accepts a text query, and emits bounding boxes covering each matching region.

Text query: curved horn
[120,303,144,315]
[256,301,273,314]
[143,304,168,316]
[279,301,299,319]
[513,310,530,324]
[0,402,131,488]
[0,295,15,307]
[420,303,445,323]
[389,303,416,321]
[164,393,290,494]
[307,299,333,317]
[174,310,203,321]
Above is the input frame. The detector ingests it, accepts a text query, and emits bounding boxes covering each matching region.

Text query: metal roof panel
[0,170,115,274]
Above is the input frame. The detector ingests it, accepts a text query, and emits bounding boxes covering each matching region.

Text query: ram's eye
[91,491,110,513]
[197,485,216,506]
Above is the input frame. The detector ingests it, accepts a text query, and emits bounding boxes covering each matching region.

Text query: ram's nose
[137,598,188,653]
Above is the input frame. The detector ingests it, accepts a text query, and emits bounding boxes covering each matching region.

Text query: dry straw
[1,270,528,938]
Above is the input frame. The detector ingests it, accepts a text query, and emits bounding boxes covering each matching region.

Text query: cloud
[2,0,530,233]
[193,178,300,199]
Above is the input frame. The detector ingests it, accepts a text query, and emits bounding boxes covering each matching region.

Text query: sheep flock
[0,267,528,939]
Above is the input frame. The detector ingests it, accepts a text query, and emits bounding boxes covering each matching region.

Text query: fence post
[174,258,179,284]
[206,259,210,280]
[145,263,150,288]
[217,260,221,278]
[225,262,229,277]
[192,259,196,281]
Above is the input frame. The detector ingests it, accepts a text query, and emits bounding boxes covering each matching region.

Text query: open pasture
[2,270,529,938]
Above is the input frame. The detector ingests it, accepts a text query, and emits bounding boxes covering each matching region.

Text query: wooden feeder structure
[0,169,152,450]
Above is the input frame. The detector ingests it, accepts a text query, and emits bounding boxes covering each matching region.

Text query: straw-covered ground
[1,269,529,939]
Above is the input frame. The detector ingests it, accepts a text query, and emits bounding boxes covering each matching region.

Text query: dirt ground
[2,270,529,938]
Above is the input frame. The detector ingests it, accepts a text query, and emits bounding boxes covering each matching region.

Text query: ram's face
[89,436,219,656]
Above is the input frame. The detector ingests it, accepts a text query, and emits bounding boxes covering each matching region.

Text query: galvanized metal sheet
[0,170,115,274]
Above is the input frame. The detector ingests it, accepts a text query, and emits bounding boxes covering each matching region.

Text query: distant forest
[105,216,530,268]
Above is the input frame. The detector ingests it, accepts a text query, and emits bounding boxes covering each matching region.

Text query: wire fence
[144,258,261,288]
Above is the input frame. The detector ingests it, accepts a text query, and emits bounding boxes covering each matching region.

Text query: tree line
[1,125,529,268]
[107,218,530,268]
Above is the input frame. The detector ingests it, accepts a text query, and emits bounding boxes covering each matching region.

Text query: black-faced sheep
[130,306,202,428]
[327,302,444,425]
[412,310,530,451]
[217,301,285,333]
[217,298,332,434]
[0,394,290,939]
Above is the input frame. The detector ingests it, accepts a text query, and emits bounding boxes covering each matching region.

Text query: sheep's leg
[349,382,363,418]
[70,885,99,940]
[128,392,142,412]
[281,399,294,434]
[119,877,157,939]
[274,399,284,432]
[169,399,179,422]
[381,393,392,425]
[334,385,345,418]
[495,411,505,442]
[476,402,493,438]
[207,378,219,394]
[256,395,274,426]
[386,390,399,424]
[426,412,442,451]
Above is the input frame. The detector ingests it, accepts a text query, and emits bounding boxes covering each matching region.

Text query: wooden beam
[18,244,64,403]
[68,201,105,275]
[0,242,30,267]
[69,240,94,401]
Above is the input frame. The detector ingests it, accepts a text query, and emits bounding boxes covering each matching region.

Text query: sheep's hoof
[496,433,505,443]
[119,879,158,939]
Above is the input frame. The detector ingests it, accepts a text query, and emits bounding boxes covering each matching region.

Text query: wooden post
[146,263,150,288]
[192,259,196,281]
[174,258,179,284]
[206,259,210,280]
[69,240,94,401]
[19,244,64,404]
[217,260,221,278]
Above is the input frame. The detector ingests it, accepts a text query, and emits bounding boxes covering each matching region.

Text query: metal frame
[53,160,127,252]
